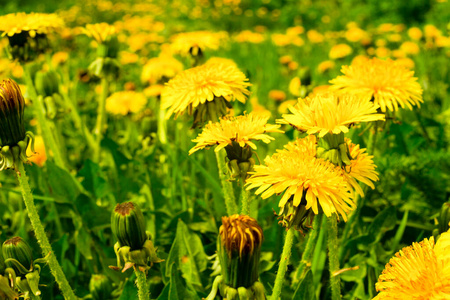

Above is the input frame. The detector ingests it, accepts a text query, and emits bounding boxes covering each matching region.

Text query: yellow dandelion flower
[318,60,336,73]
[234,30,265,44]
[268,90,286,101]
[282,135,317,158]
[289,77,301,97]
[329,44,353,60]
[141,55,183,85]
[278,93,385,137]
[27,135,46,167]
[0,12,64,37]
[189,113,282,155]
[374,230,450,299]
[278,99,298,114]
[246,140,354,221]
[407,27,423,40]
[143,84,164,98]
[161,62,251,119]
[345,27,369,43]
[169,30,228,56]
[106,91,147,115]
[307,30,324,43]
[205,57,237,68]
[82,23,116,44]
[330,57,423,112]
[395,57,415,69]
[341,140,378,197]
[400,41,420,55]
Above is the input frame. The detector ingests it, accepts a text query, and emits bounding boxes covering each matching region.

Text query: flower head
[161,62,250,120]
[330,57,423,112]
[141,55,183,85]
[106,91,147,115]
[189,113,282,155]
[82,23,116,44]
[374,231,450,299]
[0,79,25,147]
[0,12,64,38]
[246,137,354,224]
[169,30,228,56]
[341,140,379,197]
[278,93,385,137]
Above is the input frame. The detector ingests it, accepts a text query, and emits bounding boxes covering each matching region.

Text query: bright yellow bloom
[234,30,265,44]
[189,113,282,155]
[141,55,183,85]
[278,93,385,137]
[161,63,250,119]
[246,138,354,221]
[400,41,420,55]
[106,91,147,115]
[27,135,46,167]
[82,23,116,44]
[0,12,64,37]
[318,60,335,73]
[407,27,423,40]
[345,27,369,43]
[169,30,228,56]
[330,57,423,112]
[341,140,378,197]
[307,30,324,43]
[329,44,353,59]
[205,57,237,68]
[374,230,450,299]
[268,90,286,101]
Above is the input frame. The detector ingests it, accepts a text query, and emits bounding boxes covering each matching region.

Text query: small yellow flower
[400,41,420,55]
[189,113,282,155]
[27,136,46,167]
[307,30,324,43]
[345,27,369,43]
[278,93,385,137]
[51,51,69,67]
[318,60,335,73]
[329,44,353,59]
[0,12,64,37]
[374,230,450,299]
[161,62,250,119]
[234,30,265,44]
[82,23,116,44]
[289,77,301,96]
[268,90,286,101]
[330,57,423,112]
[106,91,147,115]
[395,58,415,69]
[341,140,379,197]
[143,84,164,98]
[407,27,423,40]
[169,30,228,56]
[206,57,237,68]
[246,137,354,221]
[141,55,183,85]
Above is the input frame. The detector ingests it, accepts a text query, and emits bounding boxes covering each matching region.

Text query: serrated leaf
[165,220,207,290]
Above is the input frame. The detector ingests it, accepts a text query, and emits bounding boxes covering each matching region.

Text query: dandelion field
[0,0,449,299]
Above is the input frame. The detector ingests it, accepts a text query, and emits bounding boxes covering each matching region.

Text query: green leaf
[78,159,111,198]
[160,263,198,300]
[165,219,208,290]
[367,206,397,243]
[46,161,82,202]
[293,270,316,300]
[118,274,138,300]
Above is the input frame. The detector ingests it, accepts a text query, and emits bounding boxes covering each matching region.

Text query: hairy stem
[215,150,238,216]
[327,215,341,300]
[17,162,76,300]
[271,228,295,300]
[93,77,109,162]
[135,269,149,300]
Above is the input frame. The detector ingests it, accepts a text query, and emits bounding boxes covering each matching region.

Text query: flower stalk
[271,228,295,300]
[327,215,341,300]
[215,150,238,216]
[16,161,76,300]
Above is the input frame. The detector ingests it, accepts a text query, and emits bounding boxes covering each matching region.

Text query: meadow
[0,0,449,299]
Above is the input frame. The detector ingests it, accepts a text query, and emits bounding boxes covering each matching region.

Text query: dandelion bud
[34,69,60,97]
[111,202,147,250]
[317,132,352,168]
[218,215,263,289]
[89,274,113,300]
[2,237,33,276]
[0,79,26,147]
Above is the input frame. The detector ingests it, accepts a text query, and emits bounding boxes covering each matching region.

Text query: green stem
[271,228,296,300]
[157,107,168,145]
[327,215,341,300]
[23,67,66,169]
[215,150,238,216]
[135,269,149,300]
[16,162,76,300]
[240,181,250,215]
[93,77,109,163]
[294,214,322,283]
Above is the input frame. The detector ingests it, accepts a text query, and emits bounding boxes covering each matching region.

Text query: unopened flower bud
[218,215,263,289]
[111,202,147,250]
[2,237,33,276]
[89,274,113,300]
[0,79,26,147]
